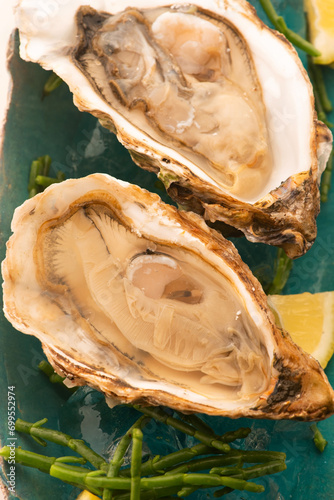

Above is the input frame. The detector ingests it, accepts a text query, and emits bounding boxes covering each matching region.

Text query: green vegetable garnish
[15,418,107,470]
[38,360,66,385]
[308,62,333,129]
[133,405,230,453]
[266,248,293,295]
[309,64,333,114]
[0,413,287,498]
[28,155,65,198]
[103,416,149,500]
[310,423,328,453]
[42,72,63,99]
[130,428,143,500]
[258,0,321,56]
[321,150,333,203]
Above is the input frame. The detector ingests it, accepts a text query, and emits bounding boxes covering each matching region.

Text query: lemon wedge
[76,491,101,500]
[304,0,334,64]
[268,291,334,368]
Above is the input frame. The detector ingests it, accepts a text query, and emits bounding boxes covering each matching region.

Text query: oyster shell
[2,173,334,420]
[16,0,333,258]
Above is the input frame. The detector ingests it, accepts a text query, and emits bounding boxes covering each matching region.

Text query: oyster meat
[2,174,334,419]
[16,0,333,257]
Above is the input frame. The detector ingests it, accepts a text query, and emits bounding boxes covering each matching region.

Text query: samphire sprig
[266,248,293,296]
[258,0,320,57]
[42,72,63,99]
[320,149,333,204]
[0,407,287,499]
[310,423,328,453]
[28,155,65,198]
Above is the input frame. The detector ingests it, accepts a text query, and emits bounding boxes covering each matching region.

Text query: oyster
[2,174,334,419]
[16,0,332,258]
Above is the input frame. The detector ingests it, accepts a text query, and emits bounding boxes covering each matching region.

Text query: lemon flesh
[76,491,101,500]
[268,291,334,368]
[304,0,334,64]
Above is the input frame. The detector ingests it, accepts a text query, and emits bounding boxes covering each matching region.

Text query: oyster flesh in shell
[16,0,333,258]
[2,174,334,420]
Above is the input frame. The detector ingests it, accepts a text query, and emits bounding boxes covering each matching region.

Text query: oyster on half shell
[16,0,332,258]
[2,174,334,420]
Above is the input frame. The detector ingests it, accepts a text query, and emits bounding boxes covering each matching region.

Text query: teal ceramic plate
[0,1,333,499]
